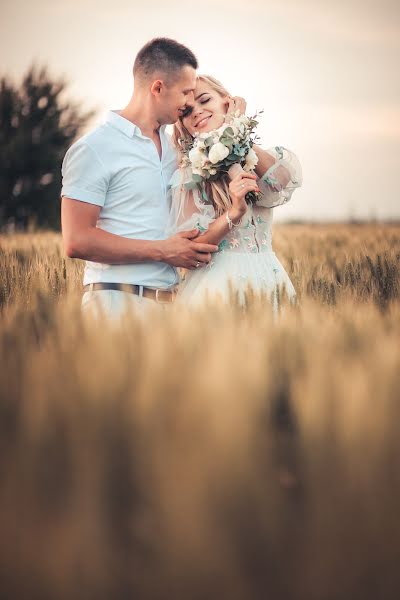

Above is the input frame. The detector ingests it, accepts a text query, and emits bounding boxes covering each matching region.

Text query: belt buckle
[155,288,176,304]
[155,288,168,303]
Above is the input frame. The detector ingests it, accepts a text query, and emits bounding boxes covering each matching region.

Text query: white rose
[243,147,259,171]
[192,167,206,177]
[189,147,205,169]
[208,142,230,164]
[198,131,212,141]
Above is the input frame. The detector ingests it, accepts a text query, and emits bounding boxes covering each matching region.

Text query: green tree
[0,65,96,231]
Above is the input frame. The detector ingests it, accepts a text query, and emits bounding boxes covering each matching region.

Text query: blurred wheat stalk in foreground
[0,224,399,600]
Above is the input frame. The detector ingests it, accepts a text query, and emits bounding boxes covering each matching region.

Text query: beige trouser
[81,288,173,321]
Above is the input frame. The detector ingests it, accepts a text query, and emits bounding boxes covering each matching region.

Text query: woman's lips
[196,116,211,129]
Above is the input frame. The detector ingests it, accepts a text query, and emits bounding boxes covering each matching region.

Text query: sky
[1,0,399,221]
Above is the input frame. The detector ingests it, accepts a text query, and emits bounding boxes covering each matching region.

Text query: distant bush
[0,65,95,231]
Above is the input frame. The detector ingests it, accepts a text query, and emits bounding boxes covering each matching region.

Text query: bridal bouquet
[181,109,264,205]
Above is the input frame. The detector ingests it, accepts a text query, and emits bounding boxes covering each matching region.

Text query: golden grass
[0,224,399,599]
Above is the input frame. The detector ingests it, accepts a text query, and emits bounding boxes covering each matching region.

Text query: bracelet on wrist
[227,210,243,228]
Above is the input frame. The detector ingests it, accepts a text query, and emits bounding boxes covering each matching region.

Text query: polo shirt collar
[106,110,168,138]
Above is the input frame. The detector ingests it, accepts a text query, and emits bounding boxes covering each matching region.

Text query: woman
[167,74,302,313]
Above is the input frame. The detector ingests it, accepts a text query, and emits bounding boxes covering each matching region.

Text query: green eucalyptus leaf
[223,127,234,137]
[220,137,233,148]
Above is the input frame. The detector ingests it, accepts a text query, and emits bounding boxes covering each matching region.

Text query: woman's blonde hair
[172,74,233,217]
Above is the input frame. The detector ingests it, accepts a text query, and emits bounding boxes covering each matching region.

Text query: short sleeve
[61,141,108,207]
[166,167,216,236]
[256,146,302,208]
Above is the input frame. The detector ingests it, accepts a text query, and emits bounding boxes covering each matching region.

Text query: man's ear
[150,80,163,96]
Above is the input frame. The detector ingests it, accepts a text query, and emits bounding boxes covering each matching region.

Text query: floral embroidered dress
[167,146,302,311]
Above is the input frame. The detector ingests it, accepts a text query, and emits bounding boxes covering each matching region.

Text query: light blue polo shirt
[61,110,179,288]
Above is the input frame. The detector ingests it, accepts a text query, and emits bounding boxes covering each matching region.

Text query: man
[61,38,218,319]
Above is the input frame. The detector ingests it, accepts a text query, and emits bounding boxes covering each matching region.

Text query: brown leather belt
[83,282,177,303]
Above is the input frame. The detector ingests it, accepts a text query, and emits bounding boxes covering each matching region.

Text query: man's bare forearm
[65,226,165,264]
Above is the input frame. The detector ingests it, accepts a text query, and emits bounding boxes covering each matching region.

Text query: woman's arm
[222,98,300,205]
[193,171,259,245]
[192,205,243,246]
[224,97,290,187]
[252,144,291,188]
[252,146,302,207]
[252,144,276,176]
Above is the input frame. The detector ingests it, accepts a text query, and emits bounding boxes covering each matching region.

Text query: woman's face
[181,80,229,136]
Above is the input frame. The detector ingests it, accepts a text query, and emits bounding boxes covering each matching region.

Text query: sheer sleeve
[255,146,302,208]
[166,166,216,236]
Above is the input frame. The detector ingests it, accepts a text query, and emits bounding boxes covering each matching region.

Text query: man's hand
[160,229,219,270]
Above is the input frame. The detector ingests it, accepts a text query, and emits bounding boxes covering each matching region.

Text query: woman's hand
[225,95,247,118]
[228,171,259,219]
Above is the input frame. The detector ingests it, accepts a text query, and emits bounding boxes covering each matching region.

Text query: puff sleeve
[255,146,302,208]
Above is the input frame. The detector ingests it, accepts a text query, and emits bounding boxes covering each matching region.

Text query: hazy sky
[1,0,399,221]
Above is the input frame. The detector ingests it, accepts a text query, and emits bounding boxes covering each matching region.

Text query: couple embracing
[61,37,302,319]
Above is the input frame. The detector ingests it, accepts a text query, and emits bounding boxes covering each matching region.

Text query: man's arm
[61,197,218,270]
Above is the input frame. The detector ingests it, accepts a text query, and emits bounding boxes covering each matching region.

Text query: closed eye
[181,98,210,119]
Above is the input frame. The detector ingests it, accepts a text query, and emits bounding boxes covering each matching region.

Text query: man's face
[158,65,197,124]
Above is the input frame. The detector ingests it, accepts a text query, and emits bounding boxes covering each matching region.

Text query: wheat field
[1,224,399,600]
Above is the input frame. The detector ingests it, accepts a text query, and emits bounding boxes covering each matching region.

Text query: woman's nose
[193,105,205,118]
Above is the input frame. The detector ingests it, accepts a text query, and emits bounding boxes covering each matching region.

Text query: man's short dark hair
[133,38,198,84]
